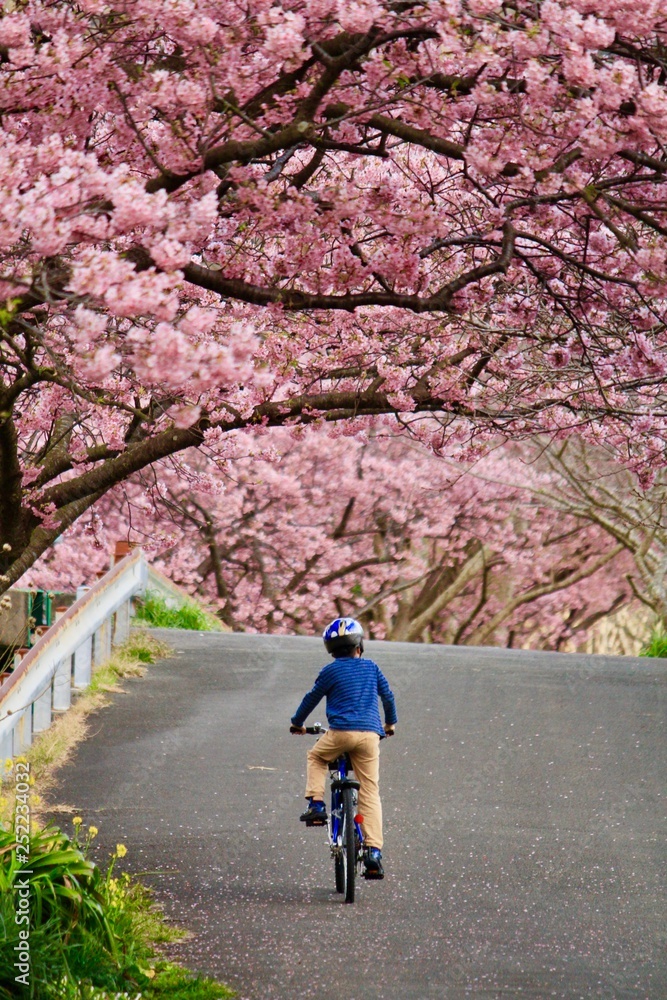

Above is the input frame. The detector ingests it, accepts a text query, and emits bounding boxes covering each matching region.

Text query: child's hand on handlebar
[290,725,307,734]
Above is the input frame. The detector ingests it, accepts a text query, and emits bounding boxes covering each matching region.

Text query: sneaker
[299,799,328,825]
[364,847,384,879]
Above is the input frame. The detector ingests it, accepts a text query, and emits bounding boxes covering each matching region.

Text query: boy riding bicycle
[290,617,397,878]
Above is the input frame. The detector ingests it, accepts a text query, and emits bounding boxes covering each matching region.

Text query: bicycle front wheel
[335,847,345,894]
[342,787,356,904]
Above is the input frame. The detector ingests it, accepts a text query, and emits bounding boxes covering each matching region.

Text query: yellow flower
[72,816,83,826]
[4,759,12,770]
[88,826,99,839]
[115,843,127,858]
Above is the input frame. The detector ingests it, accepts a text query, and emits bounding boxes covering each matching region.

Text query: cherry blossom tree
[518,438,667,627]
[1,0,667,593]
[22,429,633,649]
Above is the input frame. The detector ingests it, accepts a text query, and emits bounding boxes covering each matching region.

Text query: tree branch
[466,543,625,646]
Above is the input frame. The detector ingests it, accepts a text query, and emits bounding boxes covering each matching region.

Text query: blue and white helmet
[322,617,364,656]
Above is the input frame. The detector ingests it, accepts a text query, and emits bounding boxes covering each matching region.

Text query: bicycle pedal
[305,817,327,827]
[363,870,385,880]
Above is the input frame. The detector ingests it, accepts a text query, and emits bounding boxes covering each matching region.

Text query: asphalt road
[49,631,666,1000]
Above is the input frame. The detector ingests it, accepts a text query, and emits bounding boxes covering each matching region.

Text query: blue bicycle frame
[329,753,365,849]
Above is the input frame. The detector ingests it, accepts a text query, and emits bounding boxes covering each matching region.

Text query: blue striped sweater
[291,656,397,736]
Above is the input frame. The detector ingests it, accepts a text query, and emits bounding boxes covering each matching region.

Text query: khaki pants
[305,729,383,849]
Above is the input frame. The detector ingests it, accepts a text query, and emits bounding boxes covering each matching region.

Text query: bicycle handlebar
[291,723,393,738]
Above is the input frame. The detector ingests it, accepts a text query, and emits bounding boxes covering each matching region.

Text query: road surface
[50,631,666,999]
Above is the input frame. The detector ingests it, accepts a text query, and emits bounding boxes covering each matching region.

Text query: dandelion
[72,816,83,826]
[88,825,99,838]
[115,843,127,858]
[4,759,12,770]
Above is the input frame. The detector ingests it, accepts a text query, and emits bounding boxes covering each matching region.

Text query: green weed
[640,628,667,658]
[133,593,223,632]
[145,962,235,999]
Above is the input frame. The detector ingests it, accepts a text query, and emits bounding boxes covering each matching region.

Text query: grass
[640,628,667,658]
[133,593,223,632]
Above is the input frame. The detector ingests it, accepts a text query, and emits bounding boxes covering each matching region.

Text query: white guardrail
[0,549,149,763]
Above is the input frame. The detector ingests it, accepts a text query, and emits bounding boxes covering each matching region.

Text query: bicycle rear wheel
[342,787,356,904]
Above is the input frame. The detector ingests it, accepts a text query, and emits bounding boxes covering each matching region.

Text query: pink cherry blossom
[0,0,665,615]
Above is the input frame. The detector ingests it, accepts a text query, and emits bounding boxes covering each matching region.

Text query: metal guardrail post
[93,620,111,667]
[0,728,12,763]
[103,617,113,659]
[32,685,53,733]
[53,657,72,712]
[73,636,93,689]
[15,708,32,754]
[114,600,131,646]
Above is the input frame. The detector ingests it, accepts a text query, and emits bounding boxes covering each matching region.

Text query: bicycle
[294,723,367,903]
